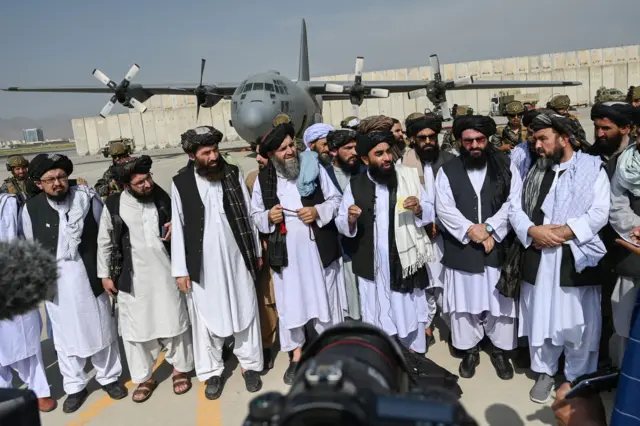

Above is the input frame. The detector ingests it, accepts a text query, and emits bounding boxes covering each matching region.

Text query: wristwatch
[485,224,494,235]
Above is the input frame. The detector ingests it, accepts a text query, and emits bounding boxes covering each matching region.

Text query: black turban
[356,131,394,157]
[591,102,636,128]
[327,129,357,150]
[114,155,153,184]
[259,122,295,157]
[181,126,223,154]
[406,116,443,138]
[28,153,73,180]
[529,109,582,147]
[522,109,541,128]
[452,115,497,140]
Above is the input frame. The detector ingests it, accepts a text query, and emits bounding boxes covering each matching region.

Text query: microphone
[0,240,58,321]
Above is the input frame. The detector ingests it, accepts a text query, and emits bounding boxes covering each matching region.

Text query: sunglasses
[507,114,524,119]
[416,134,438,142]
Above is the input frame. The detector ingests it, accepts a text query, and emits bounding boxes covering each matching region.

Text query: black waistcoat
[440,157,505,273]
[257,170,341,269]
[26,192,103,297]
[348,173,381,281]
[104,186,172,293]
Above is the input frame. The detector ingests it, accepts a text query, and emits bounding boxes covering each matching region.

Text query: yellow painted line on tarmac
[195,381,222,426]
[65,351,166,426]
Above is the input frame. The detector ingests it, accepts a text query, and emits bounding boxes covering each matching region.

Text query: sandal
[172,372,192,395]
[132,379,158,403]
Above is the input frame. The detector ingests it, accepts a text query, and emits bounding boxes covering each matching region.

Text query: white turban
[303,123,334,150]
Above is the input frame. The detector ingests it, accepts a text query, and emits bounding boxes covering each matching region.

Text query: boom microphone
[0,240,58,321]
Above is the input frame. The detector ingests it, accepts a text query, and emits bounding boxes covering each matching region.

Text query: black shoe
[490,349,514,380]
[459,349,480,379]
[448,334,465,359]
[62,389,89,413]
[263,349,275,370]
[243,370,263,393]
[512,346,531,370]
[102,381,128,400]
[205,376,224,400]
[283,361,298,385]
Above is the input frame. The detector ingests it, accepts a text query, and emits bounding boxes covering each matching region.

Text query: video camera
[243,322,477,426]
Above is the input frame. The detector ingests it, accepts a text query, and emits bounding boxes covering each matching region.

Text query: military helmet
[547,94,571,111]
[340,116,360,129]
[273,113,292,127]
[6,155,28,172]
[108,141,127,156]
[629,86,640,102]
[505,101,525,115]
[465,107,474,116]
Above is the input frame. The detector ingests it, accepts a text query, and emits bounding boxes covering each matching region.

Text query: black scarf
[258,162,288,272]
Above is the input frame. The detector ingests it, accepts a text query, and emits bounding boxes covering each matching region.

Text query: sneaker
[243,370,263,393]
[530,373,555,404]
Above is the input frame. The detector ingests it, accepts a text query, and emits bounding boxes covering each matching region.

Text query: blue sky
[0,0,637,119]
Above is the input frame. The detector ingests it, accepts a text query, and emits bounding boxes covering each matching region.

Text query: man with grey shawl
[508,110,611,404]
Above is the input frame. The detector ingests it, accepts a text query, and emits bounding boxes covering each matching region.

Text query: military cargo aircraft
[3,19,581,151]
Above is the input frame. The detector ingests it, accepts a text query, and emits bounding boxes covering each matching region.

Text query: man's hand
[529,225,565,249]
[467,224,490,243]
[551,382,607,426]
[403,196,422,216]
[77,177,88,186]
[482,236,495,253]
[162,222,172,241]
[102,278,118,297]
[176,277,192,294]
[348,205,362,225]
[425,222,439,239]
[257,258,263,270]
[616,238,640,256]
[550,225,575,243]
[268,205,284,224]
[499,144,513,152]
[296,206,318,225]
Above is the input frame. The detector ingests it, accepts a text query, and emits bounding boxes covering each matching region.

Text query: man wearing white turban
[303,123,334,167]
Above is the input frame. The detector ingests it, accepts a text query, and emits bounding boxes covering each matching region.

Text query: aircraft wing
[2,83,240,97]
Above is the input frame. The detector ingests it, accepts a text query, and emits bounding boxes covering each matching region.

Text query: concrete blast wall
[73,45,640,156]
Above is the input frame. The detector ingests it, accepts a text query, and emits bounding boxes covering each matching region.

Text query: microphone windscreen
[0,240,58,321]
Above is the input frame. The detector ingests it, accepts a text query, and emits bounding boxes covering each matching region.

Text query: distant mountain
[0,115,73,141]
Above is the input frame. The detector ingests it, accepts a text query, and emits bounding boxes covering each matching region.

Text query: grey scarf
[522,160,549,218]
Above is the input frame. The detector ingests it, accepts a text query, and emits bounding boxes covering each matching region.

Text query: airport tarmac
[11,108,615,426]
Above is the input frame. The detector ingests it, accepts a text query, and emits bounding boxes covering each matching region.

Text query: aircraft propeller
[324,56,390,117]
[92,64,148,118]
[194,58,225,122]
[407,54,473,121]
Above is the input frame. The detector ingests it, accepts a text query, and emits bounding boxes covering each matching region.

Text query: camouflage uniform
[95,142,128,200]
[547,95,588,147]
[0,155,29,204]
[491,101,528,151]
[440,106,474,154]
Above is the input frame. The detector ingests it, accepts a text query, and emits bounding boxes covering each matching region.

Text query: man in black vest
[335,130,435,354]
[171,126,263,400]
[97,155,194,402]
[402,115,456,344]
[434,115,519,381]
[509,111,610,404]
[250,122,344,385]
[21,153,126,413]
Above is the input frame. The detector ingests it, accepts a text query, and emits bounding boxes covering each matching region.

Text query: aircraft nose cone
[240,102,270,131]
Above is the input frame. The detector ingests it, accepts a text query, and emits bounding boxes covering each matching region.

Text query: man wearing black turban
[590,102,636,165]
[97,155,193,402]
[177,126,241,174]
[435,114,518,381]
[23,153,128,412]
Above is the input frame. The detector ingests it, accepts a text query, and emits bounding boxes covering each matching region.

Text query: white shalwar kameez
[434,162,521,351]
[0,194,50,398]
[97,191,193,384]
[335,172,433,353]
[510,159,610,381]
[21,193,122,395]
[172,170,263,382]
[251,167,344,352]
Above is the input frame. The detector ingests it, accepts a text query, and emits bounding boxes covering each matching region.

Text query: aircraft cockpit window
[275,86,282,94]
[282,85,289,95]
[265,83,274,92]
[243,83,253,93]
[254,82,264,91]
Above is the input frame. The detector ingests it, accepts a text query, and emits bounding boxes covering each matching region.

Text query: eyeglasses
[507,114,524,119]
[461,136,487,144]
[416,134,438,142]
[130,173,153,188]
[39,175,68,185]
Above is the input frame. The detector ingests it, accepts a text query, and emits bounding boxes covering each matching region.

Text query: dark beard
[416,144,440,164]
[195,159,226,181]
[318,152,332,167]
[128,185,155,202]
[460,146,488,169]
[537,144,564,168]
[46,190,68,203]
[369,162,396,186]
[590,134,623,158]
[273,154,300,180]
[336,155,361,175]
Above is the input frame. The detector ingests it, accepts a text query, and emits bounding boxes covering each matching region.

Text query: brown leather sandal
[172,373,192,395]
[132,379,158,403]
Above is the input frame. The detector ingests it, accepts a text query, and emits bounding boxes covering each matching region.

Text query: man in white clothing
[250,122,344,385]
[335,130,434,354]
[21,154,126,413]
[172,126,263,400]
[0,193,56,412]
[509,111,610,403]
[435,115,520,381]
[97,155,194,403]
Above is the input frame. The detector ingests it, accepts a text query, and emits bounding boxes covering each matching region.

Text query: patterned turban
[113,155,153,184]
[529,109,582,147]
[28,153,73,180]
[327,129,358,150]
[180,126,223,154]
[259,122,295,157]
